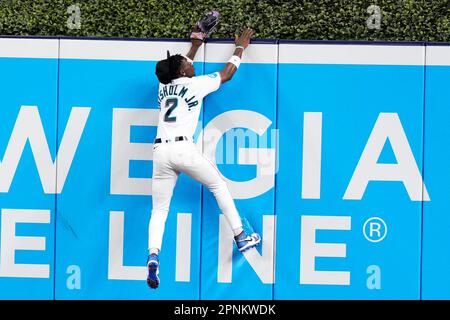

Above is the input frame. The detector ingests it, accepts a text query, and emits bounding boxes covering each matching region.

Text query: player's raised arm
[185,38,203,61]
[219,28,254,84]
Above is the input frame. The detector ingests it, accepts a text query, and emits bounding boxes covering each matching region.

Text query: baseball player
[146,16,261,289]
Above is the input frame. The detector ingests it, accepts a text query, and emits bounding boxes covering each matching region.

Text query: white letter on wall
[218,214,276,284]
[110,108,159,196]
[300,215,351,285]
[0,209,51,278]
[175,213,192,282]
[108,211,146,280]
[0,106,90,193]
[202,110,276,199]
[344,113,429,201]
[108,211,192,282]
[302,112,322,199]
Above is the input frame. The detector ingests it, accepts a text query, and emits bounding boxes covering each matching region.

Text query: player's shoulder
[191,72,220,84]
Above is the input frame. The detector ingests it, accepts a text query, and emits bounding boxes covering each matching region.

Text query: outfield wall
[0,37,448,299]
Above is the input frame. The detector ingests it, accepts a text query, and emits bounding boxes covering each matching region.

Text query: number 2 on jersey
[164,98,178,122]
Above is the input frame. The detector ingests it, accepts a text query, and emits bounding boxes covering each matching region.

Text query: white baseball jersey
[149,71,244,252]
[156,72,221,140]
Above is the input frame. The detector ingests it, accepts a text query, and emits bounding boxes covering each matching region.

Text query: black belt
[154,136,188,144]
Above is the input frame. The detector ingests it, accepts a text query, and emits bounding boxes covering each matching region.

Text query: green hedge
[0,0,449,42]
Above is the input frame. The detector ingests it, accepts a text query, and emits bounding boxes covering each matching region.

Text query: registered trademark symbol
[363,217,387,243]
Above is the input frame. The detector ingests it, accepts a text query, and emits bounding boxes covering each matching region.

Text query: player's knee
[207,178,228,193]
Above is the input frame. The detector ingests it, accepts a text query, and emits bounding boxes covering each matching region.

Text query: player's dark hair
[155,51,185,85]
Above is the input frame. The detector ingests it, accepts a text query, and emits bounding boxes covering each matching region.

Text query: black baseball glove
[190,11,220,41]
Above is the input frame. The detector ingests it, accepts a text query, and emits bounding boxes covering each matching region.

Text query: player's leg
[147,145,179,289]
[175,142,261,252]
[148,172,179,252]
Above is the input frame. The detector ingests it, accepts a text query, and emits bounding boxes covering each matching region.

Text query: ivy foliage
[0,0,449,41]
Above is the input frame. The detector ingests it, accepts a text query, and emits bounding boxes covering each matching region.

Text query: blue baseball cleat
[234,232,262,253]
[146,254,160,289]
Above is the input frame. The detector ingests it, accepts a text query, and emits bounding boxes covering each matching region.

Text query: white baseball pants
[148,140,243,251]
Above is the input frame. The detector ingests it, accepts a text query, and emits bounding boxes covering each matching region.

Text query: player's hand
[235,28,254,49]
